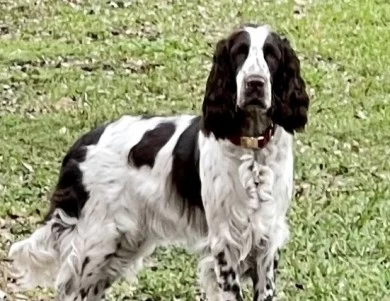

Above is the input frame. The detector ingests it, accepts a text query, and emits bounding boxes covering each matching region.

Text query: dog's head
[202,24,310,139]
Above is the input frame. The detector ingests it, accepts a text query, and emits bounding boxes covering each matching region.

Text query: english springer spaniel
[9,24,309,301]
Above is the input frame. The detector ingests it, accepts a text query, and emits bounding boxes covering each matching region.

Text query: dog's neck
[240,107,273,137]
[226,107,275,150]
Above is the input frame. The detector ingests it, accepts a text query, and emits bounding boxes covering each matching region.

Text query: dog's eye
[231,43,249,57]
[263,44,280,60]
[263,44,280,74]
[231,43,249,68]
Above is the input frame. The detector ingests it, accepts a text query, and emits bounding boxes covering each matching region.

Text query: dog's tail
[8,136,93,290]
[8,210,77,290]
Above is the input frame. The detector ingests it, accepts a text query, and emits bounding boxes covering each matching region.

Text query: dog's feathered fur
[9,24,309,301]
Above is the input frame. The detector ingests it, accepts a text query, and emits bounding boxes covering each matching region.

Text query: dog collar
[228,124,275,149]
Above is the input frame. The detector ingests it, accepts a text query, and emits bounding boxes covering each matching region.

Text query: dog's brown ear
[272,38,310,134]
[201,39,242,139]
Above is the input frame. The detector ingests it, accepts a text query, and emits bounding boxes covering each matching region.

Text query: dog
[9,23,310,301]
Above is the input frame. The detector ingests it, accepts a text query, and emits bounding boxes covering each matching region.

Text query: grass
[0,0,389,300]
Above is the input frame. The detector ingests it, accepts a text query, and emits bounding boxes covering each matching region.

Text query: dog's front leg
[198,224,247,301]
[202,199,251,301]
[199,140,255,301]
[200,189,250,301]
[213,249,244,301]
[251,249,280,301]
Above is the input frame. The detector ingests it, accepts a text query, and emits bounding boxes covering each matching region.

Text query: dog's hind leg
[55,237,145,301]
[54,219,117,301]
[54,207,146,301]
[55,239,112,299]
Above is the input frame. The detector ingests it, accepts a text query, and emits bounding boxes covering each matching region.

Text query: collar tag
[240,136,262,149]
[229,124,275,149]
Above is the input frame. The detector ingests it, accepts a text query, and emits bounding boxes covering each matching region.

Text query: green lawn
[0,0,389,300]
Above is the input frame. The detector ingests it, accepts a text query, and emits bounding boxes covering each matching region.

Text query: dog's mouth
[242,93,266,108]
[243,100,269,114]
[248,103,267,110]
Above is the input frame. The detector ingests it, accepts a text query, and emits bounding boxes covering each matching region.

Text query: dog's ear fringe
[272,38,310,134]
[201,39,241,139]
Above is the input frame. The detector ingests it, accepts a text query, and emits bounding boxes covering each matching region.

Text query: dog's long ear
[201,38,241,139]
[272,38,310,134]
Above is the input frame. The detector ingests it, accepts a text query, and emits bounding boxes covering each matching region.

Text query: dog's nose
[244,76,266,107]
[245,76,265,92]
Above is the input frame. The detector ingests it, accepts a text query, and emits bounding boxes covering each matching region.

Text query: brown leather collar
[228,124,275,149]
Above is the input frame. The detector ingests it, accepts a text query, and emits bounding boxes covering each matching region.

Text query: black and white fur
[9,24,309,301]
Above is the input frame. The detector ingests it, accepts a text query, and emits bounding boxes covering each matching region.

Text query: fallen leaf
[21,162,34,173]
[354,110,368,120]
